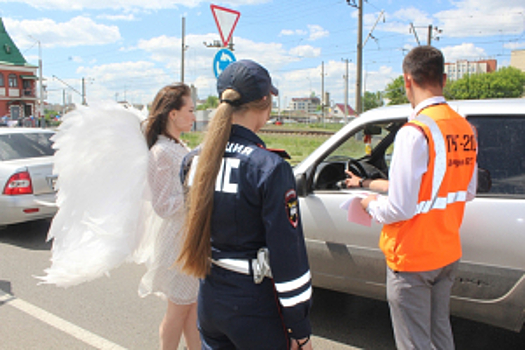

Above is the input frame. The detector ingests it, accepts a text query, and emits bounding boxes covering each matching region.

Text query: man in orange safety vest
[346,46,478,350]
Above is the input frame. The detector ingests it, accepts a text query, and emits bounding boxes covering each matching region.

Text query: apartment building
[444,59,497,81]
[289,96,320,113]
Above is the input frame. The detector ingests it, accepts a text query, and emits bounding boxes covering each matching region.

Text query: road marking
[0,289,127,350]
[311,335,363,349]
[0,289,363,350]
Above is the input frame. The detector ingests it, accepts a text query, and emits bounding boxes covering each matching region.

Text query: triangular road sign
[210,4,240,47]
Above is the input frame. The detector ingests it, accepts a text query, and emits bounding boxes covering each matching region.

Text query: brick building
[0,18,39,121]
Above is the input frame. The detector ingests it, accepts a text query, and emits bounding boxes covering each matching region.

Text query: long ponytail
[177,89,241,278]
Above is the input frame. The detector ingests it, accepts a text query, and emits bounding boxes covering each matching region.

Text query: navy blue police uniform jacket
[181,124,312,339]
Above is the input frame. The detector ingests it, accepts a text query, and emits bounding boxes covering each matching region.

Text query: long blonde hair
[177,89,271,278]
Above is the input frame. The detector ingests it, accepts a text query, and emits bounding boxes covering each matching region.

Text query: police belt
[211,247,273,284]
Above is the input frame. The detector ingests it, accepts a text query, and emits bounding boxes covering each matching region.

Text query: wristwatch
[359,177,366,188]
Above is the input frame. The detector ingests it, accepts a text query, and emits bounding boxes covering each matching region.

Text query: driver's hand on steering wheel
[344,170,362,188]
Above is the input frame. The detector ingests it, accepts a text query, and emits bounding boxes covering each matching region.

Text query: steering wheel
[347,159,368,178]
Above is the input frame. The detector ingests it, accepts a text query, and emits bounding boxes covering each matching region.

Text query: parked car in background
[0,128,57,226]
[294,98,525,332]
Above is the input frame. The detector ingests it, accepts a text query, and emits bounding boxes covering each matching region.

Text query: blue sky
[1,0,524,108]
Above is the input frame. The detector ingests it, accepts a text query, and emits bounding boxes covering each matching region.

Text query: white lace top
[138,135,199,304]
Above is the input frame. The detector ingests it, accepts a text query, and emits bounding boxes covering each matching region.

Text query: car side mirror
[295,173,308,197]
[477,167,492,193]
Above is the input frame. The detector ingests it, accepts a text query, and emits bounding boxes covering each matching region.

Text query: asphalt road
[1,219,524,350]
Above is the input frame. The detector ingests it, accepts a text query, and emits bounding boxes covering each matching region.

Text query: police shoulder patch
[285,189,299,228]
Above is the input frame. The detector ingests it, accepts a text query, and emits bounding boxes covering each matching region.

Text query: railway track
[258,128,335,136]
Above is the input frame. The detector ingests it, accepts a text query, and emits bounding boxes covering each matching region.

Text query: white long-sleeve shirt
[367,96,478,224]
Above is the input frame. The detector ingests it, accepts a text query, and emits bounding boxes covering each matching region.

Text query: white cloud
[390,7,432,24]
[280,29,307,36]
[307,25,329,41]
[69,56,84,63]
[280,30,295,36]
[441,43,487,62]
[504,42,525,50]
[77,61,160,84]
[280,61,351,103]
[132,33,293,99]
[0,0,270,11]
[434,1,525,37]
[71,61,171,103]
[97,14,136,21]
[373,7,432,40]
[276,60,398,108]
[370,1,524,43]
[5,17,121,48]
[2,0,199,11]
[289,45,321,58]
[364,65,396,93]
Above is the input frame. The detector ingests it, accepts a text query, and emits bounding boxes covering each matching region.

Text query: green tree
[384,76,408,105]
[197,95,219,110]
[363,91,384,111]
[445,66,525,100]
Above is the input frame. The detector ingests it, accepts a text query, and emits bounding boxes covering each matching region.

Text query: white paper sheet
[340,192,373,227]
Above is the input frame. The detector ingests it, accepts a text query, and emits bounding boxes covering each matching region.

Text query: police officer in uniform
[177,60,313,350]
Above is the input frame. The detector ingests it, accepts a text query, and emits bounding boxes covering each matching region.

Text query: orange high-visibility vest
[379,103,477,272]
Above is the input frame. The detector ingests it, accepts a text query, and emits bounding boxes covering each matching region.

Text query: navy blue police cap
[217,60,278,106]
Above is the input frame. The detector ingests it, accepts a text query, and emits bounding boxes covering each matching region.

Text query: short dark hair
[402,46,444,88]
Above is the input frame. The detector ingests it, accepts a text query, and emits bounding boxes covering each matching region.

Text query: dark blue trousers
[198,265,289,350]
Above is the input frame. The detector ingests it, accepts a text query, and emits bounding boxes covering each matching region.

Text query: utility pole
[427,25,442,45]
[181,17,186,83]
[347,2,385,114]
[81,78,86,105]
[37,42,43,119]
[342,58,349,123]
[347,0,363,115]
[29,36,44,119]
[62,89,66,116]
[321,61,325,125]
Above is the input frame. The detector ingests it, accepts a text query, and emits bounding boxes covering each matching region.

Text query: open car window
[312,121,404,191]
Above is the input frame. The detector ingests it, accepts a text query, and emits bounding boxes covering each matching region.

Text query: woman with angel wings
[39,84,200,350]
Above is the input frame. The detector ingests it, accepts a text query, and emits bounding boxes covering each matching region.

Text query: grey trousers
[386,260,459,350]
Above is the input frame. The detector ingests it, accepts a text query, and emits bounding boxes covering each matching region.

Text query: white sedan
[0,128,57,226]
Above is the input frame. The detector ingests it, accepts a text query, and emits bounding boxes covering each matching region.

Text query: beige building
[510,50,525,72]
[444,59,497,81]
[289,97,320,113]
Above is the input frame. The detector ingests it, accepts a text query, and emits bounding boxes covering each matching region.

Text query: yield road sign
[213,49,236,79]
[210,4,240,47]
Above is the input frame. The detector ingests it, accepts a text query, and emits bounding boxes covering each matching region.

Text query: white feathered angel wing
[38,101,161,287]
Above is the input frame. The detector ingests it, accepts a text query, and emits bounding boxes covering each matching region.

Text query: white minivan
[294,98,525,332]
